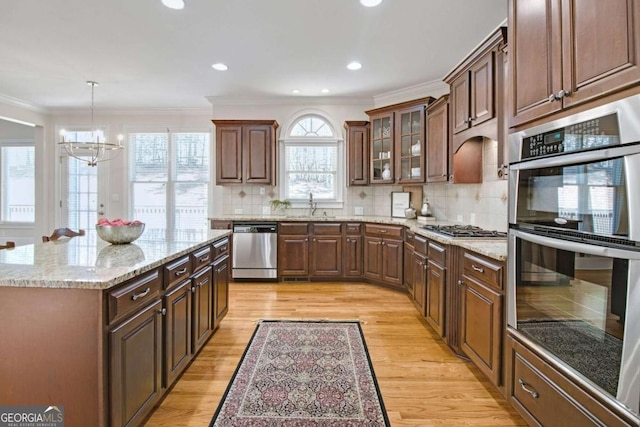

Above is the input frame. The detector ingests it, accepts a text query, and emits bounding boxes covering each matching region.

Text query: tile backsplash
[218,139,508,231]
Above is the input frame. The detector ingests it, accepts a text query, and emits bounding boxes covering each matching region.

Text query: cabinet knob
[381,241,385,245]
[557,89,570,99]
[457,279,464,286]
[442,173,447,177]
[424,264,428,270]
[191,286,196,293]
[158,308,167,316]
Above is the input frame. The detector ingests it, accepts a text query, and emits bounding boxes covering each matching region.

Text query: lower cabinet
[191,266,214,354]
[278,223,310,277]
[404,232,415,296]
[109,300,163,427]
[213,254,230,328]
[164,279,193,387]
[459,250,504,387]
[363,224,404,288]
[412,252,427,316]
[425,241,446,338]
[310,223,342,277]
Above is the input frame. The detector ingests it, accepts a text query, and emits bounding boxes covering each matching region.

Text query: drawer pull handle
[131,287,150,301]
[219,245,227,252]
[471,264,484,273]
[519,379,539,398]
[199,255,210,262]
[197,278,208,287]
[379,229,387,233]
[175,267,188,276]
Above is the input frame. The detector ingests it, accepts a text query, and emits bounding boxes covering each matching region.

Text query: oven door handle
[510,143,640,171]
[510,229,640,260]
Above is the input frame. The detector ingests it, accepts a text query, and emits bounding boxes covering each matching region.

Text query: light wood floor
[143,282,526,426]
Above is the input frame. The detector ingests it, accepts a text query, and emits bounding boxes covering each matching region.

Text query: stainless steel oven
[507,95,640,418]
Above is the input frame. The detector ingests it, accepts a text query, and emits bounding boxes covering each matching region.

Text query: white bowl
[96,223,145,244]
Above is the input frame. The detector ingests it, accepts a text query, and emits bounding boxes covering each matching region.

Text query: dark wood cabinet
[363,224,404,288]
[212,120,279,185]
[425,241,446,338]
[278,223,310,277]
[343,223,363,277]
[412,252,427,316]
[403,232,415,295]
[191,266,213,354]
[164,279,192,387]
[109,300,163,427]
[365,98,432,184]
[310,223,342,277]
[459,251,504,387]
[426,95,449,183]
[212,254,229,328]
[345,121,369,186]
[509,0,640,127]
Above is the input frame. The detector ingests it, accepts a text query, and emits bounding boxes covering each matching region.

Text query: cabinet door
[404,243,415,295]
[426,97,449,183]
[412,252,427,316]
[395,106,425,183]
[310,235,342,277]
[278,235,309,276]
[451,73,471,134]
[343,236,363,277]
[381,238,403,287]
[164,280,192,387]
[216,125,243,183]
[561,0,640,109]
[345,121,369,186]
[109,300,163,427]
[509,0,563,127]
[425,260,446,337]
[470,51,495,127]
[213,255,229,328]
[461,275,503,386]
[192,266,213,355]
[370,113,394,184]
[363,236,382,280]
[243,124,273,184]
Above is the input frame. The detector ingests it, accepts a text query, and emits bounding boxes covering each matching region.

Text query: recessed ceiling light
[212,63,228,71]
[360,0,382,7]
[321,88,330,94]
[292,89,300,94]
[162,0,184,9]
[347,61,362,70]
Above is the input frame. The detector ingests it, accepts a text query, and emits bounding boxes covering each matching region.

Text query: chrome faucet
[309,193,318,216]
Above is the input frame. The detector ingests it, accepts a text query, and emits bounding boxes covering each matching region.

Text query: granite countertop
[210,215,507,261]
[0,229,231,290]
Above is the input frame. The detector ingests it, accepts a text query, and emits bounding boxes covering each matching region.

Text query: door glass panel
[1,146,35,222]
[132,182,166,239]
[67,157,97,230]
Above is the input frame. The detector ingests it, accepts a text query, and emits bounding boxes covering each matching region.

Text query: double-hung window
[1,139,35,223]
[281,115,342,205]
[129,130,210,240]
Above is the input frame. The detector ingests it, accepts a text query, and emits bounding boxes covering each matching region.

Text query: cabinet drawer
[210,220,232,230]
[108,269,162,324]
[164,255,192,290]
[313,223,342,235]
[364,223,403,238]
[428,241,446,265]
[213,237,229,260]
[463,251,503,290]
[345,223,362,235]
[191,245,212,273]
[279,222,308,235]
[413,234,427,256]
[405,231,415,245]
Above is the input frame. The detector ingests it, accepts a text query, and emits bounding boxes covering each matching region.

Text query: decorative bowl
[96,223,145,244]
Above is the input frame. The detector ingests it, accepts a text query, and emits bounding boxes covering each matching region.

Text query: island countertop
[0,229,231,290]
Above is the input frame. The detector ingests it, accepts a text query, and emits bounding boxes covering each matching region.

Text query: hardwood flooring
[143,282,526,426]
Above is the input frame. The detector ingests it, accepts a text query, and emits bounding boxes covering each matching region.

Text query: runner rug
[209,320,390,427]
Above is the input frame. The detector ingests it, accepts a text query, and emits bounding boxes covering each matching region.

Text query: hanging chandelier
[59,81,123,167]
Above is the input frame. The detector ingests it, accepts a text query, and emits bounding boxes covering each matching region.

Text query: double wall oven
[508,95,640,419]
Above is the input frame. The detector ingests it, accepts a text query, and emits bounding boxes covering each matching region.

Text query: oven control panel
[522,113,620,160]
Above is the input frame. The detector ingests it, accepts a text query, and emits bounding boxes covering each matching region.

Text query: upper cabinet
[344,121,370,186]
[212,120,279,185]
[509,0,640,128]
[365,98,432,184]
[426,95,449,183]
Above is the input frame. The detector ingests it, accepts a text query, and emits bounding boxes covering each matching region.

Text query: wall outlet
[354,206,364,216]
[234,208,243,215]
[259,187,265,196]
[262,206,270,215]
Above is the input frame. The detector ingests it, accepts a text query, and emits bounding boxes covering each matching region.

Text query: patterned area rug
[209,320,390,427]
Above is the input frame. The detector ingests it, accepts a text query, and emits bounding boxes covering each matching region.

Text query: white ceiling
[0,0,507,111]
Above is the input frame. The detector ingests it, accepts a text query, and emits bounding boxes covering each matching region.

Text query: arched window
[281,114,343,205]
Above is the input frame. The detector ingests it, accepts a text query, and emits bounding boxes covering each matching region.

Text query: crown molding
[0,93,49,114]
[206,95,374,107]
[373,80,449,108]
[50,107,213,116]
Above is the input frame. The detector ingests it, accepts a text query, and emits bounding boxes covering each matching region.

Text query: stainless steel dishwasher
[232,222,278,280]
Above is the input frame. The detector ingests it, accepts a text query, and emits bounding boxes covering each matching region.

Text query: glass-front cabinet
[366,97,431,185]
[396,106,425,183]
[370,112,394,183]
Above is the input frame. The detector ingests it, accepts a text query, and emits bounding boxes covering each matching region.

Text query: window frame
[279,115,344,208]
[0,138,36,225]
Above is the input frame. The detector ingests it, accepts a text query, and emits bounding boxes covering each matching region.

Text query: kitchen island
[0,229,231,427]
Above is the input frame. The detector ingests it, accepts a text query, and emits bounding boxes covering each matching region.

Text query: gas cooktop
[422,224,507,239]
